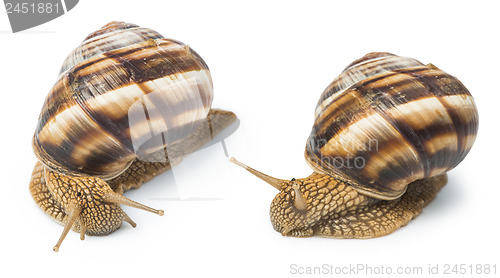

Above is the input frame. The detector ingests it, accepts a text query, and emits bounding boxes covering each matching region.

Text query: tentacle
[53,205,82,252]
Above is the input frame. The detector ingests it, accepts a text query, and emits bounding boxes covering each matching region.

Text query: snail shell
[33,22,213,180]
[305,52,479,200]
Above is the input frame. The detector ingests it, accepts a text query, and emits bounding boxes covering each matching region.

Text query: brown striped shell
[33,22,213,179]
[305,52,478,200]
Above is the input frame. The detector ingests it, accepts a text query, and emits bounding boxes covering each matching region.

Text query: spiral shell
[33,22,213,179]
[305,52,478,200]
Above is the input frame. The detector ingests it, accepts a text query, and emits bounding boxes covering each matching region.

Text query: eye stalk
[230,157,308,211]
[229,157,285,190]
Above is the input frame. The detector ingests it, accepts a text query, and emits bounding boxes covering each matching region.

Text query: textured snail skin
[29,21,236,251]
[269,173,446,238]
[232,52,477,238]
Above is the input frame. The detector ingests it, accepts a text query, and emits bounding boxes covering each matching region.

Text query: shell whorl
[305,53,478,200]
[33,22,213,179]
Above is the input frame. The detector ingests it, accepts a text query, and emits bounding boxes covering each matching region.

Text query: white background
[0,0,498,277]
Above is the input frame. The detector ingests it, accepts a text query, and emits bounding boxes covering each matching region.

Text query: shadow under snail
[29,22,236,251]
[231,52,478,238]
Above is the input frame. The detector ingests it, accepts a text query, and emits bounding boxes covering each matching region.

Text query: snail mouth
[271,216,294,236]
[277,224,314,238]
[280,225,292,236]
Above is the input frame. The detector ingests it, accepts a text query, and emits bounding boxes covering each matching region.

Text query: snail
[231,52,478,238]
[29,21,237,251]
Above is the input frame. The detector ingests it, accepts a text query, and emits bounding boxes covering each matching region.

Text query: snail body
[232,52,478,238]
[29,22,236,251]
